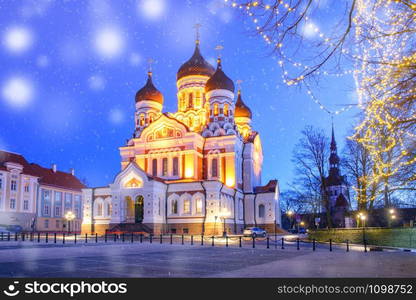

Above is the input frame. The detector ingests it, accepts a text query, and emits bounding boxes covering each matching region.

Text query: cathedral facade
[81,38,281,235]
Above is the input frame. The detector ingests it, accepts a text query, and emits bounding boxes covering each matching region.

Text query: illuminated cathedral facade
[81,37,281,235]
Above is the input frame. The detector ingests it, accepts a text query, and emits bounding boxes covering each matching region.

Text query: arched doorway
[134,195,144,223]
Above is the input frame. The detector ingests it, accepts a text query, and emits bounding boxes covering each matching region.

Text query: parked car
[243,227,267,237]
[5,225,23,233]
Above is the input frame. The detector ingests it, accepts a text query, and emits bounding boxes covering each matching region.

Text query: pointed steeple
[329,122,340,177]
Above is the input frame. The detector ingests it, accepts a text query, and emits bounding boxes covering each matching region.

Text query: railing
[0,231,374,252]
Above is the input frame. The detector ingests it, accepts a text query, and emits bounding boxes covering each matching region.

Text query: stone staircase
[106,223,152,234]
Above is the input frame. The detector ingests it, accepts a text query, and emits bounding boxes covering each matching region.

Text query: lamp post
[388,208,396,228]
[357,212,367,245]
[219,211,231,237]
[287,210,294,230]
[65,211,75,234]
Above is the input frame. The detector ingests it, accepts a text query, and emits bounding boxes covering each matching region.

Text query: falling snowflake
[3,26,34,54]
[1,77,34,108]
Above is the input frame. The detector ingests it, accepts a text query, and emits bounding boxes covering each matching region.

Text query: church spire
[329,122,340,177]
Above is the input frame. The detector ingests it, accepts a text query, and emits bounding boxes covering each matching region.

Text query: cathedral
[81,35,281,235]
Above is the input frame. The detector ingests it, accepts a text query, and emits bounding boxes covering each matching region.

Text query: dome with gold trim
[177,43,215,80]
[135,72,164,104]
[205,59,235,93]
[235,90,252,118]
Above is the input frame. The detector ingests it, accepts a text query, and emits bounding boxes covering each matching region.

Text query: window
[10,199,16,209]
[171,200,178,214]
[11,180,17,191]
[44,205,50,215]
[24,183,30,193]
[183,199,191,214]
[162,158,168,176]
[75,208,80,219]
[139,114,145,126]
[188,93,193,108]
[196,198,203,214]
[55,206,61,217]
[211,158,218,177]
[214,103,219,116]
[258,204,265,218]
[44,220,49,229]
[172,157,179,176]
[152,159,158,176]
[97,203,103,216]
[23,200,29,210]
[149,114,154,123]
[0,178,2,189]
[183,228,189,234]
[224,104,229,116]
[106,203,112,216]
[56,220,60,229]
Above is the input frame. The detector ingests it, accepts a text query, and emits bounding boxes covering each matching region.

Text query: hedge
[308,227,416,249]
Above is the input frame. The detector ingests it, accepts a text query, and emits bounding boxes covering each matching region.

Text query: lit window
[224,104,229,116]
[214,103,219,116]
[189,93,193,108]
[172,157,179,176]
[211,158,218,178]
[139,114,145,126]
[125,178,142,188]
[149,114,154,123]
[183,199,191,214]
[162,158,168,176]
[10,199,16,209]
[152,159,158,177]
[258,204,265,218]
[196,198,203,214]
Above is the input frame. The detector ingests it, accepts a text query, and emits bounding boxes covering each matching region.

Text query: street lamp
[287,210,294,230]
[357,212,367,246]
[388,208,396,228]
[65,211,76,233]
[219,211,231,237]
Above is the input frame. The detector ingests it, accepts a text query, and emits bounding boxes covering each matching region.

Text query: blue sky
[0,0,358,190]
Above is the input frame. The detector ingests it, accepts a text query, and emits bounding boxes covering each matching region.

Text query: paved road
[0,241,414,277]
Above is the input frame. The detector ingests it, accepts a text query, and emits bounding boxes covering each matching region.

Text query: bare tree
[291,126,332,226]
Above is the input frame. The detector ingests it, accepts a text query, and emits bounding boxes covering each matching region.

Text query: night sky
[0,0,358,191]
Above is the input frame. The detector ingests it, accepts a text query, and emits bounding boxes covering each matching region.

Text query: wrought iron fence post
[281,237,284,249]
[46,232,49,243]
[364,239,367,253]
[346,239,349,252]
[37,232,39,243]
[226,235,228,247]
[201,235,204,246]
[105,233,107,243]
[54,232,57,243]
[267,237,270,249]
[122,233,125,243]
[329,239,332,252]
[239,236,242,248]
[160,234,163,244]
[191,235,193,245]
[313,239,316,251]
[63,233,65,244]
[74,233,77,244]
[131,233,134,243]
[15,232,18,241]
[181,234,184,245]
[170,234,173,244]
[140,234,143,243]
[95,233,98,243]
[211,236,214,247]
[150,234,153,244]
[297,238,300,250]
[85,233,88,243]
[252,236,255,248]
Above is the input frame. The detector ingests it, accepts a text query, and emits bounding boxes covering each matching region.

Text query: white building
[0,150,85,232]
[82,37,281,235]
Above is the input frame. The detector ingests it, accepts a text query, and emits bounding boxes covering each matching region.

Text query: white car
[243,227,267,237]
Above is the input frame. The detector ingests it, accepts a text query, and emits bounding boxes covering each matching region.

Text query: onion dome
[135,71,164,104]
[234,90,252,118]
[205,58,235,93]
[177,42,215,80]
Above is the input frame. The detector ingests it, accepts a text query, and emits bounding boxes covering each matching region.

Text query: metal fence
[0,231,375,252]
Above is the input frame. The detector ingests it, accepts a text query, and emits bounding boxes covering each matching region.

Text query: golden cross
[194,23,202,44]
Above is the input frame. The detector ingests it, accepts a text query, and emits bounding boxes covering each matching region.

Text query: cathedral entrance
[134,195,144,223]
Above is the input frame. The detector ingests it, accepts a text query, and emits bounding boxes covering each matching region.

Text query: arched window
[106,203,112,216]
[214,103,219,116]
[224,104,229,116]
[258,204,265,218]
[188,93,193,108]
[149,114,154,123]
[195,198,203,214]
[183,199,191,214]
[97,203,103,216]
[172,157,179,176]
[152,159,158,176]
[162,158,168,176]
[139,114,145,126]
[211,158,218,178]
[172,200,178,214]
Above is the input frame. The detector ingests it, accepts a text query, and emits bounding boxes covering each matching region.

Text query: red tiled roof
[254,179,277,193]
[0,150,86,191]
